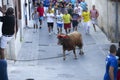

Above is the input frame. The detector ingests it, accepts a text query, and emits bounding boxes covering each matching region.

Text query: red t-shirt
[37,7,44,17]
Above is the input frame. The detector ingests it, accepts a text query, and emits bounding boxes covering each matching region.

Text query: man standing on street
[0,7,15,80]
[104,44,118,80]
[0,7,15,59]
[90,5,99,32]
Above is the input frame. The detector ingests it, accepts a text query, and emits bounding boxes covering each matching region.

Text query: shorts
[0,35,13,49]
[83,21,91,27]
[117,69,120,80]
[72,20,78,27]
[47,22,54,27]
[91,18,97,25]
[57,23,63,28]
[39,16,43,21]
[33,20,39,25]
[64,23,71,29]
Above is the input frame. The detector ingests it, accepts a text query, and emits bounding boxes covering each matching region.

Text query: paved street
[7,19,114,80]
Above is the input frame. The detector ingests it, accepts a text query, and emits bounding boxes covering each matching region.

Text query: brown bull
[57,31,84,60]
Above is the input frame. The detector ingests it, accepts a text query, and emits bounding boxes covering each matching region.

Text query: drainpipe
[115,0,119,42]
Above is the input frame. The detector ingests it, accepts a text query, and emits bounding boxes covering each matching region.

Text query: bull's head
[57,34,69,45]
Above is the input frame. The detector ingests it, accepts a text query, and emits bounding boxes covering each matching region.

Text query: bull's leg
[73,49,77,59]
[79,49,84,55]
[78,43,84,55]
[63,50,66,60]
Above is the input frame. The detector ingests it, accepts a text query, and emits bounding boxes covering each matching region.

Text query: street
[8,19,112,80]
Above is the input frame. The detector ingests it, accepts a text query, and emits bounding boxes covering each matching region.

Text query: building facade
[0,0,33,60]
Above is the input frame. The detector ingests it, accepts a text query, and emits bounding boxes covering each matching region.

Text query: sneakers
[49,33,51,36]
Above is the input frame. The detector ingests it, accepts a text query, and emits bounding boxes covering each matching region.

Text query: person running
[72,10,80,31]
[54,2,59,16]
[90,5,99,32]
[71,0,76,8]
[59,0,66,14]
[46,6,55,36]
[104,44,118,80]
[67,3,74,16]
[74,3,83,27]
[63,10,72,34]
[56,10,63,34]
[43,0,50,15]
[80,0,87,11]
[32,8,39,32]
[77,0,82,3]
[116,42,120,80]
[74,3,83,17]
[37,3,44,29]
[82,8,91,35]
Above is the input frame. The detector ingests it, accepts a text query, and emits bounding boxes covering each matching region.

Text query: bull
[57,31,84,60]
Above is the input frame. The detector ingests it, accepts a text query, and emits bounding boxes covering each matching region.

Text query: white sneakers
[49,33,51,36]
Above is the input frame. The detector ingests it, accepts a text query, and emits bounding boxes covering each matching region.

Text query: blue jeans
[0,60,8,80]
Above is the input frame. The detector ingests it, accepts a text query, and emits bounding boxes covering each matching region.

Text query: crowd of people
[32,0,99,35]
[0,0,119,80]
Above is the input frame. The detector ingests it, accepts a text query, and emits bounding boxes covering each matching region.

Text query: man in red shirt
[37,3,44,29]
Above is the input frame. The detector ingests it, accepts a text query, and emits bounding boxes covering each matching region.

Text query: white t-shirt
[74,6,83,16]
[56,14,63,24]
[46,13,54,23]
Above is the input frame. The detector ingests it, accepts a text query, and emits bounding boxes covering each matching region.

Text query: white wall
[86,0,120,42]
[0,0,33,60]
